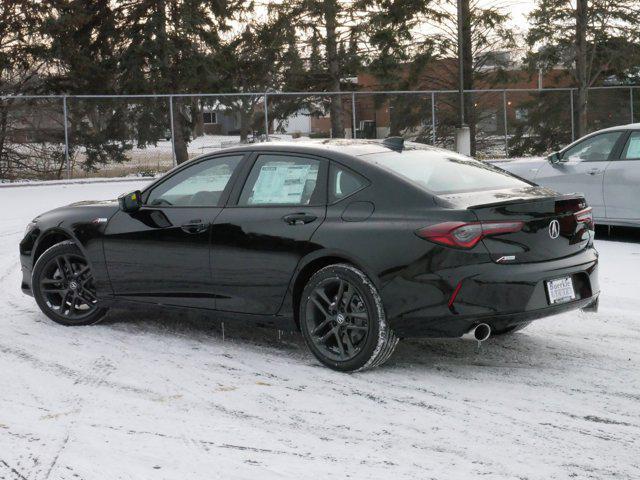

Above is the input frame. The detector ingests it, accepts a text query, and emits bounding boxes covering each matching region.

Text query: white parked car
[492,124,640,227]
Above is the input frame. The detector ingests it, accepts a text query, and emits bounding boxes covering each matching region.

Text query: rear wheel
[32,241,108,326]
[299,264,398,372]
[492,321,531,336]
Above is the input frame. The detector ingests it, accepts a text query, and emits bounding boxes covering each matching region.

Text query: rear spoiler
[466,193,585,210]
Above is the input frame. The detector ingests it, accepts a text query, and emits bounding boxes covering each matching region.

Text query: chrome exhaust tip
[462,323,491,342]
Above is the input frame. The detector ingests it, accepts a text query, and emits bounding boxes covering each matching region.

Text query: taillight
[416,221,524,249]
[575,207,594,229]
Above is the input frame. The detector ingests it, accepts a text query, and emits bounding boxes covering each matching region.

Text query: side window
[147,155,242,207]
[238,154,322,206]
[329,165,367,203]
[621,131,640,160]
[563,132,622,162]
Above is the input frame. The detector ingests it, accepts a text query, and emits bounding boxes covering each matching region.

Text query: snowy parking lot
[0,180,638,480]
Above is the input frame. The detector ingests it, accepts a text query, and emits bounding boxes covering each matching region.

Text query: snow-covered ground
[0,181,638,480]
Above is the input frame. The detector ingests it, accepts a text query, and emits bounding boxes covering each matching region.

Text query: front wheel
[32,241,108,326]
[299,264,398,372]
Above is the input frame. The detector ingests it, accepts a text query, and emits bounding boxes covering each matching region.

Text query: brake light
[575,207,594,229]
[416,221,524,249]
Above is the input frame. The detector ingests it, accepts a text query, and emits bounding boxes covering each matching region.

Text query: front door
[535,130,625,219]
[604,130,640,221]
[211,152,328,314]
[103,154,245,308]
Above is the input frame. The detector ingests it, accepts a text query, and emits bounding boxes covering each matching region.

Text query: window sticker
[250,163,312,204]
[625,135,640,159]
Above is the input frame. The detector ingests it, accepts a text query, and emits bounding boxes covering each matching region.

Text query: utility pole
[455,0,471,155]
[457,0,465,126]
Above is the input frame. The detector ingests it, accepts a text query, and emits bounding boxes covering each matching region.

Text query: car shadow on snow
[100,304,579,373]
[595,224,640,243]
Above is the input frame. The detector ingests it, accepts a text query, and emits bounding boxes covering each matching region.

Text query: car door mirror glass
[547,152,561,164]
[118,190,142,213]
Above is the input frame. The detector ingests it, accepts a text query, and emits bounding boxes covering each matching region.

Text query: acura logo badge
[549,220,560,239]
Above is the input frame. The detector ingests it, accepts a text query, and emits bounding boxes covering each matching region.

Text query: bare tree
[527,0,640,137]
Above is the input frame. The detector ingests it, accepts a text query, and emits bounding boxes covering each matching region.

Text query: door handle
[282,213,317,225]
[181,219,207,234]
[587,168,603,176]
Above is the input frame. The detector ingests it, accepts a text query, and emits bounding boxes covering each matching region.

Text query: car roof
[207,138,467,164]
[593,122,640,133]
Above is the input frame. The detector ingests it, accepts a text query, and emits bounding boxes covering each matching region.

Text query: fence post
[630,87,635,123]
[264,93,269,141]
[502,90,508,158]
[351,92,356,139]
[570,90,575,142]
[431,92,436,145]
[62,96,70,179]
[169,95,176,167]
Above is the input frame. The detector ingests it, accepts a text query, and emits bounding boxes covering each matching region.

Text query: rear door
[535,130,626,219]
[603,130,640,222]
[211,152,328,314]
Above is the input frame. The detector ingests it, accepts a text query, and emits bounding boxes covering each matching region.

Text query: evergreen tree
[118,0,244,163]
[275,0,366,138]
[41,0,130,173]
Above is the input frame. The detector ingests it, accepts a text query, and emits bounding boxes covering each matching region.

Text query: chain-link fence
[1,86,637,181]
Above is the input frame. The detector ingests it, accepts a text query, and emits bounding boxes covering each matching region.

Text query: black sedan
[20,138,600,371]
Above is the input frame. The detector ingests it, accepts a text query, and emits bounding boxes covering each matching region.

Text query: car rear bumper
[386,247,599,338]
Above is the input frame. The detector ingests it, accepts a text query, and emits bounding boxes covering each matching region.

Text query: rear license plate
[546,276,576,305]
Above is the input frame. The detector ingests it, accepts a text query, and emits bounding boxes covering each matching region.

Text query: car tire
[492,321,531,336]
[32,241,108,326]
[299,263,398,372]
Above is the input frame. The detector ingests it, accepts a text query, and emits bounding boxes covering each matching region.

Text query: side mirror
[118,190,142,213]
[547,151,562,164]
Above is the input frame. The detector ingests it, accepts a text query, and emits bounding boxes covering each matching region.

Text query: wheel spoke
[62,255,75,276]
[343,285,354,309]
[310,295,330,318]
[346,311,368,320]
[81,289,97,302]
[76,265,91,279]
[335,279,345,304]
[316,289,332,307]
[55,257,68,279]
[343,331,356,356]
[318,326,336,344]
[42,288,67,294]
[333,330,346,358]
[311,317,332,336]
[345,324,368,332]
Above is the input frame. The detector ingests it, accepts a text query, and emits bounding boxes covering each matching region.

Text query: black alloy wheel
[300,264,398,372]
[32,242,108,326]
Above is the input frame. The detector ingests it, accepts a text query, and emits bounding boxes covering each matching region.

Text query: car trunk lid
[437,187,592,263]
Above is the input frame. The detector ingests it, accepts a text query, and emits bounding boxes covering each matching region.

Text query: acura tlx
[20,138,599,371]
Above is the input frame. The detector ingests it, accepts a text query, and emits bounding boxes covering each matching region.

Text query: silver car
[493,123,640,227]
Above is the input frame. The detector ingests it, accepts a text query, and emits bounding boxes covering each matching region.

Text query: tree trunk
[575,0,588,137]
[0,104,8,179]
[324,0,344,138]
[239,98,250,143]
[460,0,476,155]
[172,98,189,164]
[192,98,204,138]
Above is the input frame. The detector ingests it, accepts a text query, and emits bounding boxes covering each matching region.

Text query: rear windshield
[362,150,529,194]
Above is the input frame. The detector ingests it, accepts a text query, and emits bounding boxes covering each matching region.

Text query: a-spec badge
[496,255,516,263]
[92,217,108,224]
